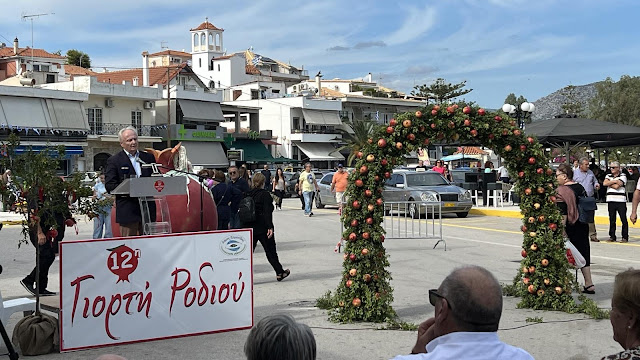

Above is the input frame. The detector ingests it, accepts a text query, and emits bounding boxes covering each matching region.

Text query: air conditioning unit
[105,98,114,108]
[143,101,154,109]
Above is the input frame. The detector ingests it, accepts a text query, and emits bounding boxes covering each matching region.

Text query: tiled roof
[148,49,192,58]
[245,64,260,75]
[0,47,65,59]
[320,87,345,97]
[65,64,98,76]
[454,146,488,155]
[94,64,186,86]
[190,21,223,31]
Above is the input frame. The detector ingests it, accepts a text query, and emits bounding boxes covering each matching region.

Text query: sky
[0,0,638,108]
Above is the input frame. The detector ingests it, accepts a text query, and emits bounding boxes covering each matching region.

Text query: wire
[0,33,14,45]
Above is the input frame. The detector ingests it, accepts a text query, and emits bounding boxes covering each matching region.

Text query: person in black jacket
[247,172,290,281]
[228,165,250,229]
[104,126,156,236]
[212,170,241,230]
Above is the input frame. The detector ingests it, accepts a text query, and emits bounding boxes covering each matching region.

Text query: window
[131,111,142,133]
[209,81,215,89]
[251,89,259,100]
[217,64,220,71]
[293,117,300,130]
[46,74,55,83]
[320,174,333,185]
[217,81,221,88]
[199,58,202,68]
[87,108,103,135]
[193,34,198,47]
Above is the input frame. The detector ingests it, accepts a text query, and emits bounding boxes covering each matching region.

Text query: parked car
[315,170,473,217]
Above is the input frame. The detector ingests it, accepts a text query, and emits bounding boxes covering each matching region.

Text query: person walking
[228,165,250,229]
[298,163,319,217]
[555,163,596,294]
[246,173,290,281]
[573,157,600,242]
[331,164,349,215]
[272,168,286,210]
[212,170,241,230]
[92,173,113,239]
[260,164,272,191]
[604,161,629,242]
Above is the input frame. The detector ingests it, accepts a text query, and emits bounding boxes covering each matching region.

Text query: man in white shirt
[604,161,628,242]
[391,266,533,360]
[497,165,509,183]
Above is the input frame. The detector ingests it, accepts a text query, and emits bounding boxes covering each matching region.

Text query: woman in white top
[272,168,286,210]
[92,173,114,239]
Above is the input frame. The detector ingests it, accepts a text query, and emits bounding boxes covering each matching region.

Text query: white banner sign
[59,230,253,351]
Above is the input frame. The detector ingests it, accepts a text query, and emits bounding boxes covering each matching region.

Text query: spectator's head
[304,162,312,172]
[252,172,266,189]
[228,166,239,181]
[429,266,502,339]
[213,170,226,184]
[579,157,590,173]
[118,126,139,155]
[418,160,424,166]
[244,314,316,360]
[98,173,105,183]
[264,164,269,170]
[435,160,443,167]
[573,159,579,167]
[198,169,210,179]
[337,164,344,172]
[556,163,573,185]
[610,269,640,350]
[611,161,621,175]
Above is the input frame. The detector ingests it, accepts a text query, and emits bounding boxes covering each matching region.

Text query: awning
[0,96,52,128]
[46,99,89,131]
[178,99,225,123]
[182,141,228,167]
[13,145,84,159]
[272,156,301,164]
[302,109,342,126]
[440,153,482,162]
[261,139,281,146]
[295,142,344,161]
[227,139,275,163]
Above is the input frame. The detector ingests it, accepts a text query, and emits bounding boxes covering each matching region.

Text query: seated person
[392,266,533,359]
[601,269,640,360]
[244,314,316,360]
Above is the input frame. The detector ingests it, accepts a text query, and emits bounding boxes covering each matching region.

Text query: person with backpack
[245,172,290,282]
[212,170,241,230]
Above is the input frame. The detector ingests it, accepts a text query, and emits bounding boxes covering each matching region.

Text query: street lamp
[502,102,535,130]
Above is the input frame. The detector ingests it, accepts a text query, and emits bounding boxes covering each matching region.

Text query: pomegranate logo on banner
[154,180,165,192]
[106,245,141,283]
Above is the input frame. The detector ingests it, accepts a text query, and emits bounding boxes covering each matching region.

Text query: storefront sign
[59,230,253,351]
[227,149,243,162]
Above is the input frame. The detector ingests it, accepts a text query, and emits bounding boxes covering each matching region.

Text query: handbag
[577,195,597,223]
[565,238,586,268]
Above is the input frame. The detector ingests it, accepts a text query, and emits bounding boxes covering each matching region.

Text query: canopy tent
[440,153,482,162]
[525,115,640,163]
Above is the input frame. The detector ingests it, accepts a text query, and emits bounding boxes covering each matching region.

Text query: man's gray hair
[244,314,316,360]
[611,161,620,168]
[440,265,503,332]
[118,126,138,142]
[579,157,589,165]
[304,162,312,168]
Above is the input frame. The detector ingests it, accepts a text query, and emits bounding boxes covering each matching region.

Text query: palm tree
[334,117,378,166]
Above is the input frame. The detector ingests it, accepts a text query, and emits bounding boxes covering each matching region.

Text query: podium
[111,176,187,235]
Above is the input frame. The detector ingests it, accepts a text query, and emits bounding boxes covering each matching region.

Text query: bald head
[440,266,502,332]
[95,355,127,360]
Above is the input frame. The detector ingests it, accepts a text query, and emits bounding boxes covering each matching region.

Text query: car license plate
[444,202,455,207]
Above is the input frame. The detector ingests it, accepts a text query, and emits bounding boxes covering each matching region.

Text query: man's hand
[411,317,436,354]
[267,228,274,239]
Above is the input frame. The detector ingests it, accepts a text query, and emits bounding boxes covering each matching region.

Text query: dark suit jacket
[105,150,156,224]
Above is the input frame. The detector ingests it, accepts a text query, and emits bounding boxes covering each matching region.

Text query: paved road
[1,198,638,359]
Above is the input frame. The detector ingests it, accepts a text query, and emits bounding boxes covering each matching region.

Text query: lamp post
[502,102,535,130]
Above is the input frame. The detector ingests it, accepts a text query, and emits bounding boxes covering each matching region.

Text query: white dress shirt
[125,150,141,177]
[391,332,534,360]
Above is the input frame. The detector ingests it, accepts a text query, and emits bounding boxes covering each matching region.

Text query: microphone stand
[146,163,209,232]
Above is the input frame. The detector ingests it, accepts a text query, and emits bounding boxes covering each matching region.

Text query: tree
[589,75,640,126]
[410,78,472,104]
[560,85,584,116]
[66,49,91,68]
[336,117,377,166]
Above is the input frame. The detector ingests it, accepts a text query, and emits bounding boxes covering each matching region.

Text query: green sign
[227,149,243,161]
[173,124,222,142]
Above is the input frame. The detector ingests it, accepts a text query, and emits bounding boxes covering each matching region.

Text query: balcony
[290,129,342,143]
[88,123,162,138]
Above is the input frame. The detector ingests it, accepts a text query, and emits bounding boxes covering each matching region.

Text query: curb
[469,208,640,229]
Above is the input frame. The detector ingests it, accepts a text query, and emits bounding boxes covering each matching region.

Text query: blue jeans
[303,191,313,215]
[93,206,113,239]
[229,212,241,229]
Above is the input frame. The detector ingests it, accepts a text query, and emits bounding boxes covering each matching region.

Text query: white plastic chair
[0,289,36,325]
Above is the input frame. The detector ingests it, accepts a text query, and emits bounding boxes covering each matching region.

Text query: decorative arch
[193,34,198,47]
[200,33,206,47]
[327,104,576,322]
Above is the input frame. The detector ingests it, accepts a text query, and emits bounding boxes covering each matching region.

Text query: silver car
[316,170,473,218]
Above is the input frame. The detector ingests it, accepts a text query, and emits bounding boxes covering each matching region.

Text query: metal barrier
[336,199,445,252]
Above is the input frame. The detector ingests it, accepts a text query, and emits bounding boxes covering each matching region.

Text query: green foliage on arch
[324,104,578,322]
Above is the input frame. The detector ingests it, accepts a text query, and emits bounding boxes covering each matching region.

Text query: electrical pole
[21,12,53,76]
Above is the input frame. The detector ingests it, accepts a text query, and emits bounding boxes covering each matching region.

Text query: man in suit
[105,126,156,236]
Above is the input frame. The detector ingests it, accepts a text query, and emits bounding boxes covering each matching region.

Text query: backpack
[238,196,256,224]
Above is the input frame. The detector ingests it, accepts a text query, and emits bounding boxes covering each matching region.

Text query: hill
[531,83,599,122]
